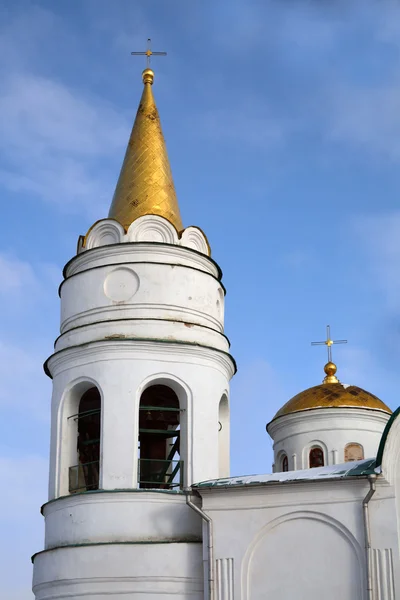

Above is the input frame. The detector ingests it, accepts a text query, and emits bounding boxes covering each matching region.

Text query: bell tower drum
[32,59,235,600]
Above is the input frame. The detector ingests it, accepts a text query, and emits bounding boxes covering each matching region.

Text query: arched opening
[344,443,364,462]
[309,446,324,469]
[68,387,101,493]
[282,454,289,472]
[218,394,230,478]
[138,384,182,489]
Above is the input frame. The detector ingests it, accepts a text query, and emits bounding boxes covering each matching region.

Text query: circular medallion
[104,268,139,302]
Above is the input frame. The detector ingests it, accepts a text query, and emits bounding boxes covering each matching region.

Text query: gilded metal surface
[108,69,183,232]
[273,382,391,420]
[323,361,339,384]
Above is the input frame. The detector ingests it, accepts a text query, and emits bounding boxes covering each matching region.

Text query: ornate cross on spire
[131,38,167,68]
[311,325,347,363]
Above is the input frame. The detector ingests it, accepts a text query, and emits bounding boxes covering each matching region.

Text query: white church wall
[47,343,233,499]
[60,254,224,337]
[199,476,400,600]
[379,407,400,594]
[245,512,362,600]
[33,541,204,599]
[268,408,390,471]
[42,491,201,549]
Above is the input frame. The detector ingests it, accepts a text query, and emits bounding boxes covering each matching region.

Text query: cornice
[63,241,222,280]
[54,317,231,350]
[45,338,236,380]
[59,258,226,298]
[267,406,391,436]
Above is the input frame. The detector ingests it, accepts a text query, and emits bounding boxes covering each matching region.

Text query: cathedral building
[32,66,400,599]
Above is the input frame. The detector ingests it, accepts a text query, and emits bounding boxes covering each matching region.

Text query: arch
[282,454,289,472]
[302,440,328,470]
[276,450,289,473]
[344,442,364,462]
[136,374,192,489]
[309,446,324,468]
[218,393,230,477]
[241,510,365,600]
[56,377,104,497]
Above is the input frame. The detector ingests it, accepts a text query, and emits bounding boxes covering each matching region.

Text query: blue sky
[2,0,400,596]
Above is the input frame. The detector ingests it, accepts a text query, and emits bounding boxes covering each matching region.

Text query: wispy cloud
[0,73,128,217]
[0,454,48,600]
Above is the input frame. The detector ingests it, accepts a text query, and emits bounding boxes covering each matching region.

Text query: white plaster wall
[248,514,360,599]
[43,491,202,549]
[33,541,203,599]
[199,476,400,600]
[267,408,390,471]
[48,340,234,499]
[34,218,234,600]
[60,258,224,335]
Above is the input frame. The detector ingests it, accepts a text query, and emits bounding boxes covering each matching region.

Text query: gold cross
[131,38,167,68]
[311,325,347,363]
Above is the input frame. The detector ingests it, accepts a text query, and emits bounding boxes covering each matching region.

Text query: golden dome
[271,362,391,421]
[108,68,183,232]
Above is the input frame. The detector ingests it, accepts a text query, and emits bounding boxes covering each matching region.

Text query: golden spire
[108,67,183,231]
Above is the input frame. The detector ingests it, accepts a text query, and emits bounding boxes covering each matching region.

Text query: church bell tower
[32,65,235,599]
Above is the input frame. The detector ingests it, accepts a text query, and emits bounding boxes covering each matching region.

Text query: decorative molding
[85,220,124,250]
[372,548,395,599]
[127,215,179,245]
[60,302,224,336]
[46,338,236,381]
[103,268,140,302]
[216,558,234,600]
[65,240,221,280]
[241,510,364,600]
[180,226,210,256]
[268,408,391,437]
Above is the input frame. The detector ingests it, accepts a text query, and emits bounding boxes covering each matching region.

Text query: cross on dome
[311,325,347,384]
[311,325,347,363]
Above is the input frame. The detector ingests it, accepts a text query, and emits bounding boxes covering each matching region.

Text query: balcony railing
[138,458,183,490]
[69,460,99,493]
[68,458,183,493]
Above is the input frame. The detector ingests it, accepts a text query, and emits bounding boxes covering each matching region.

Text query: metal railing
[138,458,183,489]
[69,460,99,493]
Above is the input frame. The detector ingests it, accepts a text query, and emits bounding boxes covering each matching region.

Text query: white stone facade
[32,214,400,600]
[267,407,390,472]
[197,470,400,600]
[32,215,235,599]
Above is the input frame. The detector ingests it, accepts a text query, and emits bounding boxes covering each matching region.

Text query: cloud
[0,252,60,312]
[0,253,38,294]
[0,253,56,418]
[0,73,129,218]
[0,339,51,421]
[0,454,48,600]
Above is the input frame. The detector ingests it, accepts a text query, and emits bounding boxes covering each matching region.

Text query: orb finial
[142,68,154,85]
[323,361,339,384]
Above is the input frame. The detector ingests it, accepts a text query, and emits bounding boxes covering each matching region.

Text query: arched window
[138,385,181,489]
[69,387,101,493]
[218,394,230,478]
[309,446,324,468]
[344,443,364,462]
[282,455,289,472]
